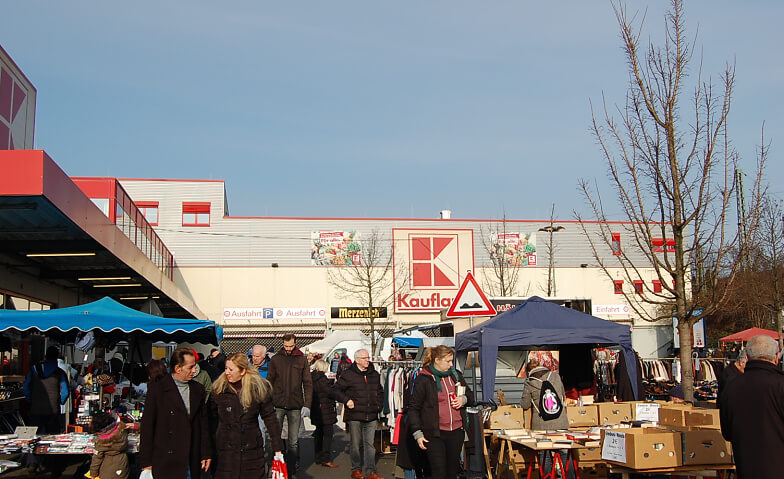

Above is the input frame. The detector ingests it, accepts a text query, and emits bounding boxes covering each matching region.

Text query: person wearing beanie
[85,412,129,479]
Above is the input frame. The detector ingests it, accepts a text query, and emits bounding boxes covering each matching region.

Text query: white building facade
[107,178,674,358]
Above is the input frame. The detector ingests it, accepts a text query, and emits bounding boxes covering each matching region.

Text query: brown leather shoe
[351,470,365,479]
[320,461,339,468]
[366,473,385,479]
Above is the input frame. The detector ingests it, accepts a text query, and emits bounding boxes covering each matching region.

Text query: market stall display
[455,296,641,401]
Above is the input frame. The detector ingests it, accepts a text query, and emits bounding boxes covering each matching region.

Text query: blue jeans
[275,407,301,471]
[348,420,377,476]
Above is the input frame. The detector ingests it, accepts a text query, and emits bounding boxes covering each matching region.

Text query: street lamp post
[538,224,565,296]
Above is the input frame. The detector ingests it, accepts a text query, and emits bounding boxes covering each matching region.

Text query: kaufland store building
[0,45,671,357]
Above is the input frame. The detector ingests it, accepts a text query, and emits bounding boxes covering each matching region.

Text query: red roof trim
[223,215,656,225]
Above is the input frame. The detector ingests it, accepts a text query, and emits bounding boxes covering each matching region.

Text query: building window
[611,233,622,255]
[182,202,210,227]
[653,238,676,252]
[613,280,624,294]
[652,280,662,293]
[633,280,644,294]
[135,201,159,226]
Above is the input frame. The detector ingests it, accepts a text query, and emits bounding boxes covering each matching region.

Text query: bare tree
[578,0,766,401]
[325,229,405,355]
[757,196,784,349]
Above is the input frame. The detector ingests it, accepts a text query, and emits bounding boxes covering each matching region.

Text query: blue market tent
[393,336,424,348]
[0,297,222,345]
[455,296,639,400]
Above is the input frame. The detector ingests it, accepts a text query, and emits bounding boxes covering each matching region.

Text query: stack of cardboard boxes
[564,401,732,470]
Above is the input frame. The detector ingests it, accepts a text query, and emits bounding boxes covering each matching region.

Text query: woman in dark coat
[209,352,283,479]
[310,359,339,468]
[408,346,474,479]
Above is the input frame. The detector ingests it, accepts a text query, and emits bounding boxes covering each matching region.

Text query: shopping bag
[271,452,288,479]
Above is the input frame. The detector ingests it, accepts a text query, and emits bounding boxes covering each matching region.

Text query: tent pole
[469,315,479,401]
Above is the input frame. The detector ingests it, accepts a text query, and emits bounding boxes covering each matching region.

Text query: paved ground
[0,427,399,479]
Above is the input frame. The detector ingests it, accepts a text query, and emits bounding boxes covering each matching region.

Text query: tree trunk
[777,308,784,353]
[678,320,695,402]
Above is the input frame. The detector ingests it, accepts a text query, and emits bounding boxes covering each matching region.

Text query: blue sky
[2,1,781,221]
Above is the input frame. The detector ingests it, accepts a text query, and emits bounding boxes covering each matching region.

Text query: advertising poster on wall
[490,232,537,266]
[311,231,362,266]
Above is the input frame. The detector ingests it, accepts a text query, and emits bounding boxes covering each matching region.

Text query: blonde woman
[209,352,283,479]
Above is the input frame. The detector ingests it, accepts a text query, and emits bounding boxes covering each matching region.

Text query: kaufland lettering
[396,292,453,311]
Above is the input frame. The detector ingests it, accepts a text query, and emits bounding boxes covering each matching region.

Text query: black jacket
[310,371,338,426]
[407,368,474,440]
[720,360,784,478]
[717,363,741,398]
[139,375,211,479]
[267,348,313,409]
[334,362,383,422]
[208,387,283,479]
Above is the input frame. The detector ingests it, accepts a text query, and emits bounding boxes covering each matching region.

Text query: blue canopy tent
[0,297,222,345]
[455,296,639,400]
[393,336,424,348]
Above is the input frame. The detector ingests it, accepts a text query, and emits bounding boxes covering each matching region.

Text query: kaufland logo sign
[393,229,475,312]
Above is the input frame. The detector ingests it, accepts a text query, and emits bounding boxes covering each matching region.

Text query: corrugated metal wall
[119,179,659,269]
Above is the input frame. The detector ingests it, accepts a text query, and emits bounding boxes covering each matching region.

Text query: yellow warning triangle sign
[445,272,497,317]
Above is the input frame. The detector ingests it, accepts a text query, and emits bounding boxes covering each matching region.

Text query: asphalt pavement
[0,426,399,479]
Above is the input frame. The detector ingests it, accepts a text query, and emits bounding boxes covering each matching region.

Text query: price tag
[601,430,627,462]
[635,402,660,422]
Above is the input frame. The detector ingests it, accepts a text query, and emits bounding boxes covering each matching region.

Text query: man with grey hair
[334,349,384,479]
[251,344,270,379]
[718,349,746,398]
[720,335,784,478]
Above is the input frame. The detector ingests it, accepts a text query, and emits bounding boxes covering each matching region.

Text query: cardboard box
[567,405,599,427]
[489,405,525,429]
[685,409,721,429]
[601,428,682,469]
[681,429,733,465]
[596,402,633,425]
[625,401,663,422]
[658,405,693,427]
[578,446,603,462]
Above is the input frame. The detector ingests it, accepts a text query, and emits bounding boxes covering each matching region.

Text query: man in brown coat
[140,348,212,479]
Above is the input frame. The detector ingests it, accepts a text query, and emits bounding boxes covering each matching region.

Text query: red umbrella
[719,327,780,343]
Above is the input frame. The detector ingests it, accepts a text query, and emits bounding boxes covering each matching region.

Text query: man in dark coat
[23,346,69,434]
[267,334,312,474]
[720,335,784,478]
[717,349,746,398]
[334,349,384,479]
[140,348,211,479]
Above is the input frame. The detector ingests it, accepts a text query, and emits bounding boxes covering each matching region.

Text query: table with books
[494,429,594,479]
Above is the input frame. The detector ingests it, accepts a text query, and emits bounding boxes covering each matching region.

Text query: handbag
[96,373,114,387]
[270,452,288,479]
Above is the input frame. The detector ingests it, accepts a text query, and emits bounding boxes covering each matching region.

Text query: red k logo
[410,235,459,288]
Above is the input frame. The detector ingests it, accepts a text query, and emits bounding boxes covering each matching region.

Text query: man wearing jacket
[139,348,211,479]
[23,346,69,434]
[720,335,784,478]
[267,334,312,474]
[334,349,384,479]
